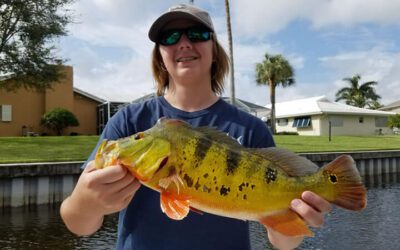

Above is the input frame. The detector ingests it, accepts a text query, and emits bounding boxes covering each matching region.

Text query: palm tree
[224,0,235,105]
[335,75,381,108]
[256,53,295,134]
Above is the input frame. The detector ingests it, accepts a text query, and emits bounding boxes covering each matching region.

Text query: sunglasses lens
[159,27,212,46]
[160,31,182,45]
[187,28,211,42]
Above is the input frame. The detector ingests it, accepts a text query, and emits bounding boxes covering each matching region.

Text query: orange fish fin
[189,206,204,215]
[259,209,313,237]
[322,155,367,211]
[160,192,190,220]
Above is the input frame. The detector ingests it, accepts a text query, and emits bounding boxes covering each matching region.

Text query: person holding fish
[61,4,366,250]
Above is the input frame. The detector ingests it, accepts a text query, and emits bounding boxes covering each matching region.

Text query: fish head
[95,132,171,182]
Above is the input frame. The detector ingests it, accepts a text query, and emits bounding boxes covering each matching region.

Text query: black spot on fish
[220,185,230,196]
[194,178,201,190]
[184,174,193,187]
[329,174,338,184]
[203,173,209,178]
[238,182,246,192]
[202,185,211,193]
[251,184,255,189]
[243,194,247,200]
[245,183,249,187]
[215,186,219,191]
[194,137,213,167]
[226,151,241,175]
[212,169,215,173]
[265,167,277,184]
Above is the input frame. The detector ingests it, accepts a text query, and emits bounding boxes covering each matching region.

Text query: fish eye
[134,133,143,140]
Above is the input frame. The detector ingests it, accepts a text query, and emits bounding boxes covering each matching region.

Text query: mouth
[176,56,198,62]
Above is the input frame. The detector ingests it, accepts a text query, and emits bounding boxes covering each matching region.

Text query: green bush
[41,108,79,136]
[388,114,400,129]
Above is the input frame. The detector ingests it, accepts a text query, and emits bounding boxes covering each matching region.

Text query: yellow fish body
[95,118,367,237]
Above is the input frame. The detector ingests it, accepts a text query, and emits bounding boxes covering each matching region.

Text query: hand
[60,160,141,235]
[267,191,332,250]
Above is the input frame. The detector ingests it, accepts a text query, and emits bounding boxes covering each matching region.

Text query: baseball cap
[148,4,215,43]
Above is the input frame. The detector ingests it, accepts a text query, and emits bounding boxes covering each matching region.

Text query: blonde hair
[151,35,230,96]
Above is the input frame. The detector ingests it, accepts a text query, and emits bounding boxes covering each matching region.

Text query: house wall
[276,114,393,136]
[320,115,393,135]
[0,66,100,136]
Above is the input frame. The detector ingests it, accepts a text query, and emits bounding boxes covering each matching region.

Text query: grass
[274,135,400,153]
[0,135,399,164]
[0,136,99,164]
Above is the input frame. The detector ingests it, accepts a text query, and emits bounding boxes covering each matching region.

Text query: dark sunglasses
[158,27,212,46]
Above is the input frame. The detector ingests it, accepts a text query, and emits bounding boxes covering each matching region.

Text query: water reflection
[1,184,399,250]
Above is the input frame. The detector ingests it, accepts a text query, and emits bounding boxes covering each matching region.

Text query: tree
[256,53,295,134]
[388,114,400,129]
[335,75,381,108]
[0,0,74,91]
[224,0,235,105]
[41,108,79,135]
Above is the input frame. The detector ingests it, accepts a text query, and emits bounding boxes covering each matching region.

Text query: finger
[301,191,332,214]
[113,179,141,205]
[84,160,97,173]
[91,164,128,183]
[290,199,324,228]
[107,172,136,193]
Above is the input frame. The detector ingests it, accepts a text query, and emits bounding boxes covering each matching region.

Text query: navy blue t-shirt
[88,96,275,250]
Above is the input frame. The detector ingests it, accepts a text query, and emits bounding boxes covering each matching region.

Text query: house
[379,100,400,114]
[0,66,105,136]
[267,96,395,136]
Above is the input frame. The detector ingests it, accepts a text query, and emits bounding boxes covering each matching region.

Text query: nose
[177,34,193,50]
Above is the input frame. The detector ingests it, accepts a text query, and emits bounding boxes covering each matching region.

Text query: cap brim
[148,12,213,42]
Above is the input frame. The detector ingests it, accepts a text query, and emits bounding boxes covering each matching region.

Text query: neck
[164,78,219,112]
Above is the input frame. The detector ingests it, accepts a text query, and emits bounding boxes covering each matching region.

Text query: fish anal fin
[160,192,190,220]
[189,206,204,215]
[260,209,313,237]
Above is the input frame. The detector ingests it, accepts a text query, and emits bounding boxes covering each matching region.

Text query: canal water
[1,183,399,250]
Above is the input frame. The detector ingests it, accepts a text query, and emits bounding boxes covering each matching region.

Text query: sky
[59,0,400,106]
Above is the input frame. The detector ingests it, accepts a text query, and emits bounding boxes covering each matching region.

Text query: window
[375,117,388,127]
[0,105,12,122]
[329,116,343,127]
[277,118,288,126]
[292,116,311,128]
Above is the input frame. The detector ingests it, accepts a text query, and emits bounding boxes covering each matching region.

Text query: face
[158,19,214,84]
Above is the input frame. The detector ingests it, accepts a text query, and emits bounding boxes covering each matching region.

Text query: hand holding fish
[268,191,332,249]
[60,161,140,236]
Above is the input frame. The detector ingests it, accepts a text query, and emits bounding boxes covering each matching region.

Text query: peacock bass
[95,118,367,237]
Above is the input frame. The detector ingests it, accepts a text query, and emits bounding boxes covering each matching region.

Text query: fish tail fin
[322,155,367,211]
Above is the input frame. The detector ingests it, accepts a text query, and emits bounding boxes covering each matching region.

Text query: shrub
[388,114,400,129]
[41,108,79,136]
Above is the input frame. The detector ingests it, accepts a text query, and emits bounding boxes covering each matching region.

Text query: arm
[60,161,141,236]
[267,191,332,250]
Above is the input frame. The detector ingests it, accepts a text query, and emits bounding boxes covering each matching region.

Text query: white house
[379,100,400,114]
[267,96,396,136]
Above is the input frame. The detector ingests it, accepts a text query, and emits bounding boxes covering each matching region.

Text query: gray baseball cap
[148,4,215,43]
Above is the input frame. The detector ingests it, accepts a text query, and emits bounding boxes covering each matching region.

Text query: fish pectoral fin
[259,209,313,237]
[158,173,184,194]
[160,192,190,220]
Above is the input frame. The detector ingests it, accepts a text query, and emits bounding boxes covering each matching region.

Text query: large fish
[95,118,366,237]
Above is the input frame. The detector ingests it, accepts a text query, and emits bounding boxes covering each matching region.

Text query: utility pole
[225,0,235,105]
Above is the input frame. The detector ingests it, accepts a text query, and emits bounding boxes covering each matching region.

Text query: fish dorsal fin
[195,126,243,148]
[254,147,319,176]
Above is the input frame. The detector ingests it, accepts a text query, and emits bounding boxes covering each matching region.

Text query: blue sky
[59,0,400,106]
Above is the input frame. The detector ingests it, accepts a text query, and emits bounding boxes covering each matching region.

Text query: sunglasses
[158,27,212,46]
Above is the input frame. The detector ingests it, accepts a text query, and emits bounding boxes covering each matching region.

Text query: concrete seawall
[1,151,399,208]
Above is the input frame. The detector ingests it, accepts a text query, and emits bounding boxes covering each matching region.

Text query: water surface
[1,184,399,250]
